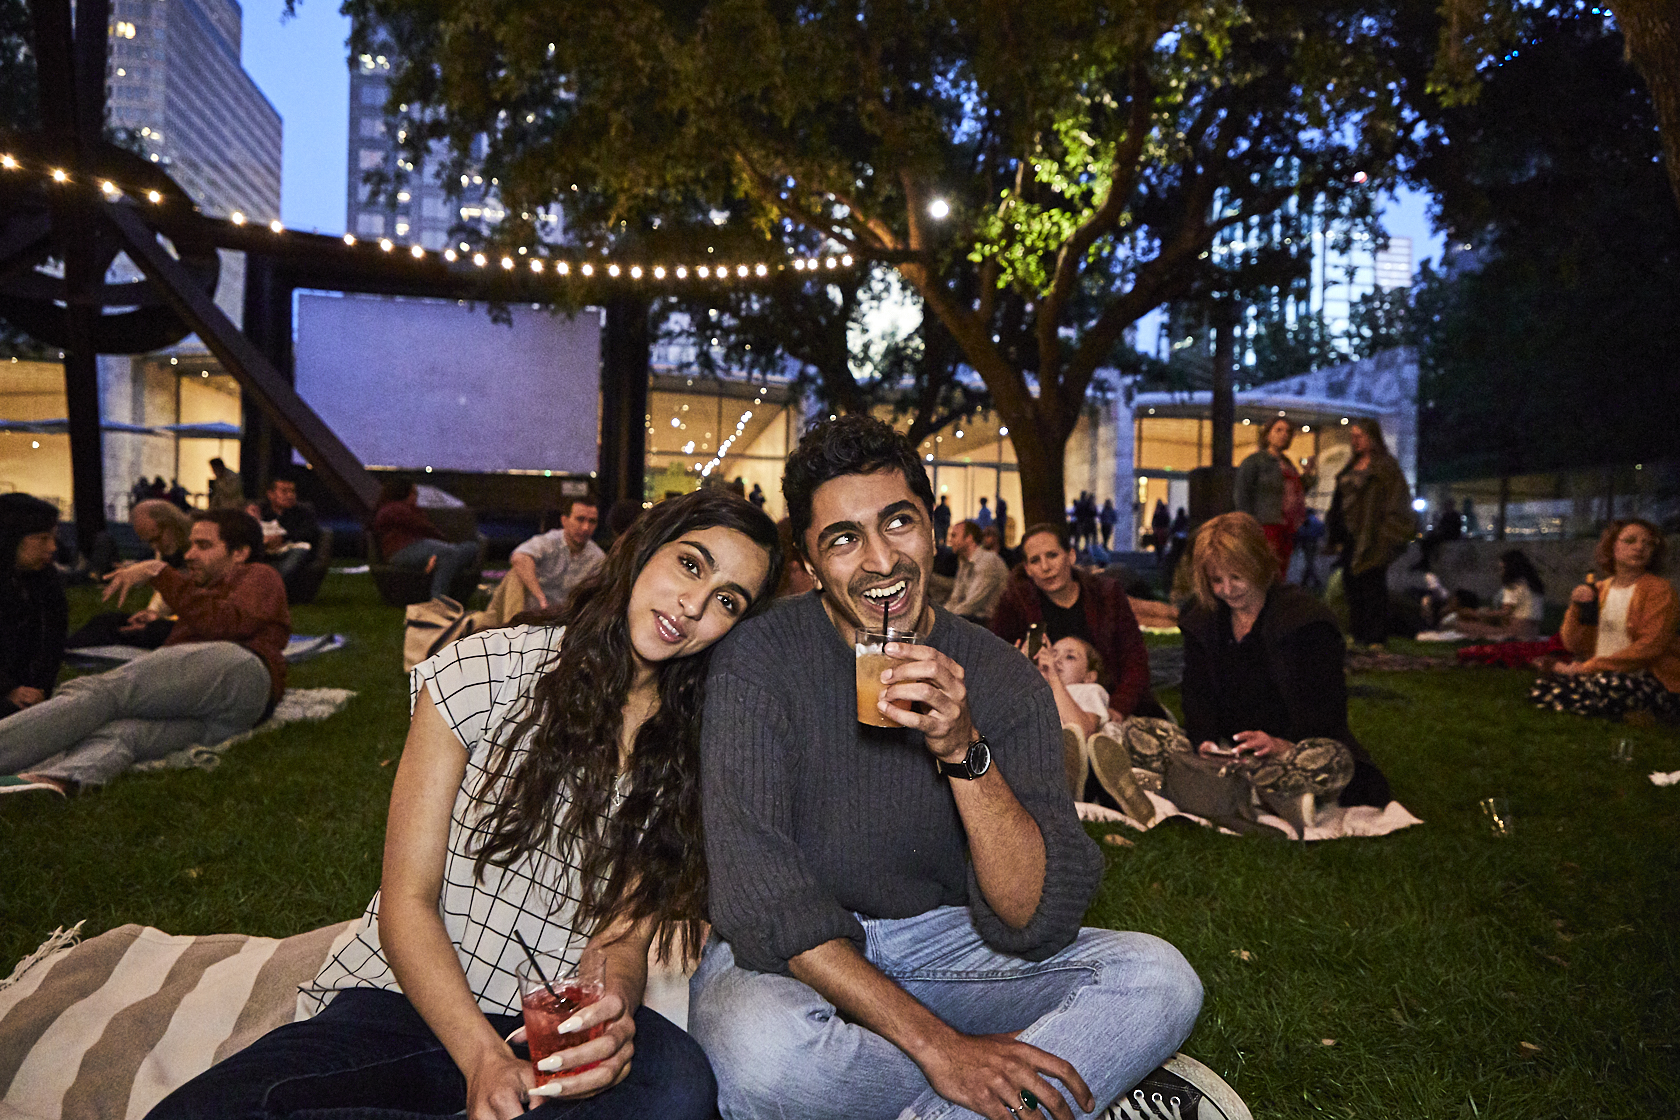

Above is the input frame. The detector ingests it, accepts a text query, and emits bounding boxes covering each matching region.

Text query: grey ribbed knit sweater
[701,591,1103,976]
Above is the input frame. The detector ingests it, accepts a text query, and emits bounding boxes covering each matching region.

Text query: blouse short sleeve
[410,626,562,759]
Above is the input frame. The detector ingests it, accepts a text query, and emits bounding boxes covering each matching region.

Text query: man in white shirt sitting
[944,518,1009,623]
[507,498,604,612]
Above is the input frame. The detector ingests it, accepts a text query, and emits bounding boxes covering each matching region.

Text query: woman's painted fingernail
[555,1014,585,1034]
[536,1054,565,1072]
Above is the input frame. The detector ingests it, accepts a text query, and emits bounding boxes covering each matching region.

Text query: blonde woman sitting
[1119,513,1392,826]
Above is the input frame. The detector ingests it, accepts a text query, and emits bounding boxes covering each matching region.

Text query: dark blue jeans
[143,988,717,1120]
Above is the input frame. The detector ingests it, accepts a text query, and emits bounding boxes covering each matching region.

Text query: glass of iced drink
[857,628,921,726]
[517,951,606,1086]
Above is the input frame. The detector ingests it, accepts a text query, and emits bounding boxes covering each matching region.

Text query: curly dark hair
[1497,549,1545,595]
[470,489,782,961]
[782,414,935,556]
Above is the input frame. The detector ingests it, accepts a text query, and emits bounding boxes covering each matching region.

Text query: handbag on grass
[403,595,479,671]
[1162,752,1288,838]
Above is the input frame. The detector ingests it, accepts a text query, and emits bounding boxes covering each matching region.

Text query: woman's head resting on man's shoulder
[554,487,784,665]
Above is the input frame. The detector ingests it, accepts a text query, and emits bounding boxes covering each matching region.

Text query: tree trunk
[1003,411,1069,528]
[1208,303,1237,517]
[1612,1,1680,211]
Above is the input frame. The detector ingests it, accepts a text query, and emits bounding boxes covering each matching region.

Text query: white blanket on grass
[130,688,356,774]
[1077,793,1423,841]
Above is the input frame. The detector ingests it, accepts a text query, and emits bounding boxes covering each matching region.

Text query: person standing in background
[1234,417,1317,574]
[207,458,245,511]
[932,494,953,543]
[974,496,994,531]
[1326,419,1416,649]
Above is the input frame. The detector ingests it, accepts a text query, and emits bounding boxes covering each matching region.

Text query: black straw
[513,930,561,1002]
[883,597,889,636]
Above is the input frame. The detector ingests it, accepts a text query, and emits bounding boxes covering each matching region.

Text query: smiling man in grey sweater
[692,417,1240,1120]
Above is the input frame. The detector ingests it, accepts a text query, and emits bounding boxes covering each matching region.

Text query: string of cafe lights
[0,153,857,282]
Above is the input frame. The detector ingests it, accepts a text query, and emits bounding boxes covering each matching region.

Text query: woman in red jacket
[989,522,1161,725]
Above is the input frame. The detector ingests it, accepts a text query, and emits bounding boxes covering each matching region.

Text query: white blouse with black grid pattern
[303,625,606,1017]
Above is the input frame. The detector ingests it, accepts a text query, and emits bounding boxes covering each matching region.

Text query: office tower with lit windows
[345,33,563,251]
[105,0,281,221]
[345,48,506,251]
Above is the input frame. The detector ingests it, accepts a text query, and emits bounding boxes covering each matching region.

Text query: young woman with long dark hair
[147,488,782,1120]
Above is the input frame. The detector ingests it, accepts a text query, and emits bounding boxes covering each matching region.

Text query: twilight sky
[240,1,1444,265]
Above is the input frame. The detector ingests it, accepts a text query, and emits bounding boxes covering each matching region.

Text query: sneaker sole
[1162,1053,1252,1120]
[1089,734,1155,824]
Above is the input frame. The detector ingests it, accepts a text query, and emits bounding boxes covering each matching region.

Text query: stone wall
[1386,535,1680,610]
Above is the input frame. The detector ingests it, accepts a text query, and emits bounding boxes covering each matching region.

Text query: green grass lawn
[5,577,1677,1117]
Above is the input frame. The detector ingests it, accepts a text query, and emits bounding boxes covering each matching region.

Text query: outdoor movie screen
[293,292,601,476]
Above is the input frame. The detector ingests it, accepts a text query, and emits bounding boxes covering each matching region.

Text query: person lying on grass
[145,488,782,1120]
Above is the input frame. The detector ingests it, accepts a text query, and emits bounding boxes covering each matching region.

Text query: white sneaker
[1106,1053,1251,1120]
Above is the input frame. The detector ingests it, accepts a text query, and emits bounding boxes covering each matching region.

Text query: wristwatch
[936,735,991,780]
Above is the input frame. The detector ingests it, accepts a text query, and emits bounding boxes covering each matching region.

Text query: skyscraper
[105,0,281,221]
[345,33,559,251]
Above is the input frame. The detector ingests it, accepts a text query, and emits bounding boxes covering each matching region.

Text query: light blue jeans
[689,907,1202,1120]
[0,642,271,787]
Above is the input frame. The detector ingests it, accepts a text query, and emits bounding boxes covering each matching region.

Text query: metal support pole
[105,203,381,520]
[240,255,296,493]
[599,296,650,512]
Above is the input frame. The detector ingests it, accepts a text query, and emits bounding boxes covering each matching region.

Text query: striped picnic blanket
[0,921,356,1120]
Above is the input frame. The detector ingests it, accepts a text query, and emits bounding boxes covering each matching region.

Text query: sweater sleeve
[988,578,1032,645]
[1282,621,1354,742]
[963,644,1103,959]
[1233,453,1262,518]
[153,565,287,642]
[1582,578,1679,675]
[1179,623,1217,746]
[701,670,867,975]
[1558,597,1597,660]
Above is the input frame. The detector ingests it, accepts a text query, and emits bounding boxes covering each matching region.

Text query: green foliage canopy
[353,0,1442,520]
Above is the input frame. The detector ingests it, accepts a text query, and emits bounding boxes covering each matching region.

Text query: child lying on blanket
[1033,636,1108,737]
[1032,638,1158,821]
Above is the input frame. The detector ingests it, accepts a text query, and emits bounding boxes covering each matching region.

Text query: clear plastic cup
[856,628,921,726]
[517,951,605,1086]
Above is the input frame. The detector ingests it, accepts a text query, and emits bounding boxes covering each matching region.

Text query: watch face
[966,739,991,776]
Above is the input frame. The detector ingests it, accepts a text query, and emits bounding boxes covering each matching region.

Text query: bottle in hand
[1576,573,1599,626]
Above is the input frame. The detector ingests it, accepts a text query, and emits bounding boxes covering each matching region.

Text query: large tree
[355,0,1441,523]
[1411,10,1680,485]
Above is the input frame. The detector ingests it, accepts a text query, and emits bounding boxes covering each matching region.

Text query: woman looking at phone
[1119,513,1392,816]
[147,490,781,1120]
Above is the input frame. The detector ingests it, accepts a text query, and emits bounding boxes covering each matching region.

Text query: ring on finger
[1020,1089,1040,1113]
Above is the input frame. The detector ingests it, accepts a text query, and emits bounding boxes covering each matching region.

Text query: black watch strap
[937,736,991,780]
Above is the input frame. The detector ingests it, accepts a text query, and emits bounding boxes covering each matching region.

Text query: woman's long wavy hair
[469,488,782,961]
